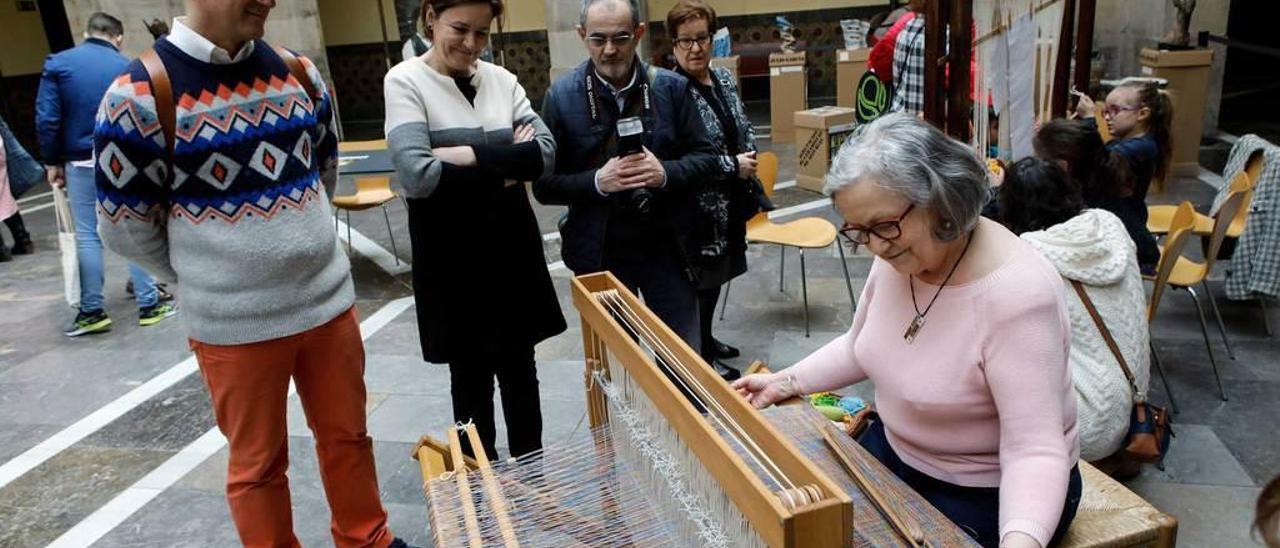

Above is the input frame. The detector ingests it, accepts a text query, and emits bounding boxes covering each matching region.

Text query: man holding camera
[536,0,726,352]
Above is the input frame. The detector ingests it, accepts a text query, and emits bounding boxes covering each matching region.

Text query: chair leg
[1202,281,1235,360]
[719,280,731,321]
[333,208,339,233]
[800,249,810,338]
[381,204,400,266]
[1261,298,1274,337]
[1184,286,1228,401]
[1149,340,1179,414]
[345,209,353,254]
[835,241,857,314]
[779,245,786,293]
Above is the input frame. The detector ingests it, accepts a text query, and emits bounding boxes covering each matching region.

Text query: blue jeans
[859,420,1082,548]
[65,163,159,312]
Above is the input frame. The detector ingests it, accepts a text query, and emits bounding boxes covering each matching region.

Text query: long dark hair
[421,0,506,62]
[1034,118,1133,201]
[1118,81,1174,192]
[998,157,1084,235]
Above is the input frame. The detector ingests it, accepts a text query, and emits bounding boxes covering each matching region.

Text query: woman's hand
[999,531,1042,548]
[731,372,802,409]
[513,123,536,144]
[736,151,758,180]
[1073,90,1096,120]
[434,146,477,167]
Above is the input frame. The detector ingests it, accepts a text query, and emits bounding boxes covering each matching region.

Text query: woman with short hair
[734,113,1081,548]
[666,0,771,379]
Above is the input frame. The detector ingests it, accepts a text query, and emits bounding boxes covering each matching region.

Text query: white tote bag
[53,187,80,309]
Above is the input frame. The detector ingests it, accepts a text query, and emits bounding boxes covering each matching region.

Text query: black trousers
[447,343,542,460]
[605,249,701,356]
[860,420,1082,547]
[697,285,722,363]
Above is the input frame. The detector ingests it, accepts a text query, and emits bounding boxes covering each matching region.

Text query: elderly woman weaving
[733,114,1081,548]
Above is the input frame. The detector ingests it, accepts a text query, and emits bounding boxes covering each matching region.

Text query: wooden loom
[413,271,854,547]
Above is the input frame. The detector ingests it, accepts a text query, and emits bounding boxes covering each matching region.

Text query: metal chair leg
[1261,298,1273,337]
[719,280,731,321]
[333,207,339,233]
[345,209,353,253]
[835,241,857,314]
[800,249,810,337]
[779,245,786,293]
[381,204,400,266]
[1202,281,1235,360]
[1184,286,1228,401]
[1149,339,1179,414]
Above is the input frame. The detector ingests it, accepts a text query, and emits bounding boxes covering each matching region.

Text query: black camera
[615,116,653,213]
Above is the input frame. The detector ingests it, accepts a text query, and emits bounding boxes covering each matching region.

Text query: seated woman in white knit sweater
[998,157,1151,462]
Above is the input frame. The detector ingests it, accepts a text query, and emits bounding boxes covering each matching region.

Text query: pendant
[903,314,926,344]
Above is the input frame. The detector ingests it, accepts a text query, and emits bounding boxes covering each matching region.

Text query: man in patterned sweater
[94,1,406,547]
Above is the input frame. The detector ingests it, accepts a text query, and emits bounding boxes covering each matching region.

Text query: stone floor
[0,136,1275,548]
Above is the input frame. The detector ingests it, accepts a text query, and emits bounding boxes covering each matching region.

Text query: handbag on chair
[1071,280,1173,467]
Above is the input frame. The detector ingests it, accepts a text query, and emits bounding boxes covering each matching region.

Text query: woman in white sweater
[999,157,1151,462]
[383,0,565,460]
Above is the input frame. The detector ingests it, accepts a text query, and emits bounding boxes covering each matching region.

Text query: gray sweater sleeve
[384,71,446,199]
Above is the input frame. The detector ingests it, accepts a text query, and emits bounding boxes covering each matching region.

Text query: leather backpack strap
[139,48,176,158]
[272,45,319,101]
[1071,280,1142,397]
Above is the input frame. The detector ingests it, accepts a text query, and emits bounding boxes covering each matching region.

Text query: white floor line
[335,219,412,276]
[17,190,53,204]
[767,196,832,219]
[18,200,55,214]
[537,179,800,243]
[47,296,415,548]
[0,357,199,490]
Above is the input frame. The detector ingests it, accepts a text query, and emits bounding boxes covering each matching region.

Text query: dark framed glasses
[839,204,915,245]
[674,35,711,51]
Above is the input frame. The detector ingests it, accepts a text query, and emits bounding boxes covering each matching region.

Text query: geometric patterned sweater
[94,37,349,345]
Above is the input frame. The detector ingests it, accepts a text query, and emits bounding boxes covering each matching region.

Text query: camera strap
[585,61,654,125]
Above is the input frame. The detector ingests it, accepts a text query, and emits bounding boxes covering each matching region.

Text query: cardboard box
[769,52,808,143]
[1139,48,1214,178]
[710,55,741,89]
[836,48,871,109]
[794,106,857,193]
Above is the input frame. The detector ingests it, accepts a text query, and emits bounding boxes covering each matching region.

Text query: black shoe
[712,360,741,382]
[388,538,421,548]
[0,242,10,263]
[712,338,740,359]
[9,232,32,255]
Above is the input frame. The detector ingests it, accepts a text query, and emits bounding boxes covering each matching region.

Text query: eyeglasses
[586,33,634,48]
[1103,104,1141,117]
[839,204,915,245]
[674,35,711,51]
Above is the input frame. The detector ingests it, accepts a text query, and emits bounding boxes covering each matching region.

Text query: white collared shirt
[168,17,256,64]
[595,67,638,111]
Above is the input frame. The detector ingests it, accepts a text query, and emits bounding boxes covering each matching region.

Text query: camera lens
[629,189,653,214]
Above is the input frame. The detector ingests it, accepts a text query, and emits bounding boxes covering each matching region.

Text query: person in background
[385,0,565,460]
[93,1,408,545]
[1034,118,1159,273]
[1075,81,1172,274]
[999,157,1151,469]
[36,11,175,335]
[536,0,721,353]
[889,1,926,114]
[0,115,40,262]
[733,114,1081,548]
[401,2,431,60]
[868,0,922,85]
[666,0,771,380]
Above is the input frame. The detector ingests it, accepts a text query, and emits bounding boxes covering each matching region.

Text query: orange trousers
[191,307,393,548]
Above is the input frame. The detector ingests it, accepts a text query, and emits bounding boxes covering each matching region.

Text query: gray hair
[824,112,989,242]
[580,0,641,29]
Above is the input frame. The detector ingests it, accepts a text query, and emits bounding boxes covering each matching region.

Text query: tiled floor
[0,135,1274,547]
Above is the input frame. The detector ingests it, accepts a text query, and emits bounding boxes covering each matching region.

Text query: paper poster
[1007,13,1036,161]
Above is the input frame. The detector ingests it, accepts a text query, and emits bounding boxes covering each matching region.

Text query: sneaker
[138,302,177,326]
[65,310,113,337]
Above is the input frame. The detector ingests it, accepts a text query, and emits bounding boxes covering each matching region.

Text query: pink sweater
[790,240,1079,546]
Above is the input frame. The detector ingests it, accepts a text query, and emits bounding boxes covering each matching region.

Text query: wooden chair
[1058,461,1178,548]
[331,176,401,265]
[1147,201,1228,402]
[337,139,388,153]
[1146,149,1262,236]
[721,152,857,337]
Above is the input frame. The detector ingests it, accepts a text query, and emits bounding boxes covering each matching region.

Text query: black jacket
[534,60,721,274]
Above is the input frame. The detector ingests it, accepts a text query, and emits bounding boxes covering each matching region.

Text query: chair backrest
[354,176,392,194]
[757,151,780,198]
[339,139,388,153]
[1148,201,1196,322]
[1229,149,1266,233]
[1095,103,1114,143]
[1205,188,1248,271]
